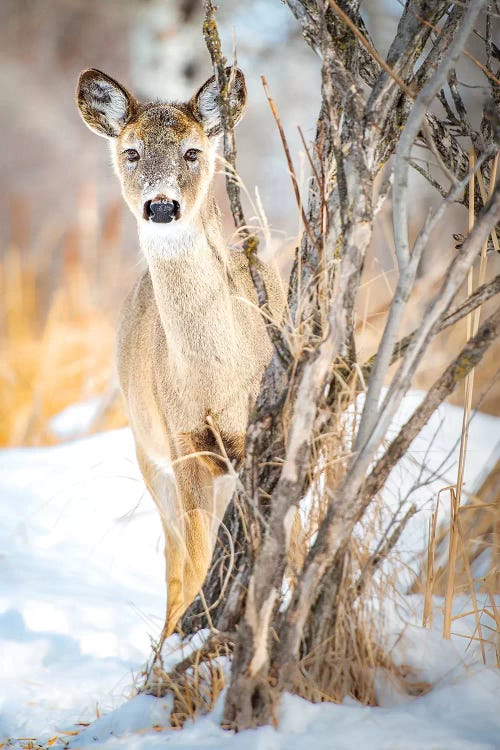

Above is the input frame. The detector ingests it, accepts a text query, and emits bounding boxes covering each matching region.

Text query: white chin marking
[139,218,202,259]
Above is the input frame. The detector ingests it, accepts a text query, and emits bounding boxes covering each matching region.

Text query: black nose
[144,198,180,223]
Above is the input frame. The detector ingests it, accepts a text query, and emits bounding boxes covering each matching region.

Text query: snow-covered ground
[0,395,499,749]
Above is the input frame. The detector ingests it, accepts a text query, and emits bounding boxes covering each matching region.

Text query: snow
[0,430,165,741]
[49,397,104,440]
[0,395,499,748]
[58,677,500,749]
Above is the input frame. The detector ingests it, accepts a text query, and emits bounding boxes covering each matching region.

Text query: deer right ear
[76,69,138,138]
[191,68,247,138]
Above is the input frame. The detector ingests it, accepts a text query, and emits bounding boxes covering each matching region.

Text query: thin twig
[361,272,500,378]
[261,76,317,248]
[354,503,417,596]
[421,118,459,187]
[423,492,441,628]
[202,1,245,233]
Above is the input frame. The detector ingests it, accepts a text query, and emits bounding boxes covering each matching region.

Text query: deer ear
[191,68,247,138]
[77,69,138,138]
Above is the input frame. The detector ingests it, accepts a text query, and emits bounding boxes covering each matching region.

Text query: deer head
[76,68,247,232]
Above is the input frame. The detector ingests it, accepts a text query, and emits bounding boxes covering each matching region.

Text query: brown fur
[76,68,285,636]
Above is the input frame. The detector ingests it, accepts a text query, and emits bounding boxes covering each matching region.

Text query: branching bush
[147,0,500,731]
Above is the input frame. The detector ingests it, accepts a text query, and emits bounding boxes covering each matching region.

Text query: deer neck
[138,201,237,367]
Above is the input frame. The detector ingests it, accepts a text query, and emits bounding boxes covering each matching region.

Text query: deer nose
[144,197,181,223]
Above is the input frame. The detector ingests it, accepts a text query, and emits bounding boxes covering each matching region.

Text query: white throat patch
[139,220,207,260]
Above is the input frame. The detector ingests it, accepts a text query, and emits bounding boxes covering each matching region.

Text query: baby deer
[76,68,284,636]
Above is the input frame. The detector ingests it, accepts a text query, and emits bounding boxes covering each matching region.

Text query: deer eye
[184,148,200,162]
[123,148,140,162]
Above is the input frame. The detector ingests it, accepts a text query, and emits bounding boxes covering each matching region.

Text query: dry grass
[295,549,412,706]
[285,365,424,706]
[414,459,500,665]
[0,188,131,446]
[142,633,231,728]
[293,426,499,706]
[419,156,499,665]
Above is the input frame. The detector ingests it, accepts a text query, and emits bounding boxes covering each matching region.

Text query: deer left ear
[191,68,247,138]
[77,68,138,138]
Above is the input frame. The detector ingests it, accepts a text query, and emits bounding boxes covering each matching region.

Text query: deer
[76,67,285,638]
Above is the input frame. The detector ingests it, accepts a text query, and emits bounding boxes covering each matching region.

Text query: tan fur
[77,68,285,636]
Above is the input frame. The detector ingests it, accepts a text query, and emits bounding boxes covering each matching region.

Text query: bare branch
[261,76,317,248]
[201,0,293,369]
[356,0,489,452]
[356,146,494,449]
[362,272,500,380]
[202,0,247,238]
[411,6,500,87]
[360,307,500,516]
[393,0,485,268]
[358,183,500,471]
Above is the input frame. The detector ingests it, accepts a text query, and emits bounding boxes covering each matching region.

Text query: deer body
[77,68,284,636]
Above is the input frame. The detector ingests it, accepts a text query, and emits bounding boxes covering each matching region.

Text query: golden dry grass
[0,190,131,446]
[413,458,500,665]
[413,159,499,666]
[146,638,229,729]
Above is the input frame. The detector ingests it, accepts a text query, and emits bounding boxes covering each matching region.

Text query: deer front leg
[135,446,200,639]
[135,447,180,639]
[136,431,242,639]
[163,429,243,636]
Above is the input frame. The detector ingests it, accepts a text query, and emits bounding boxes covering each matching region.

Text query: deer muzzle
[144,197,181,223]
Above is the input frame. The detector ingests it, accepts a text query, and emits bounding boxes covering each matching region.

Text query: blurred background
[1,0,499,447]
